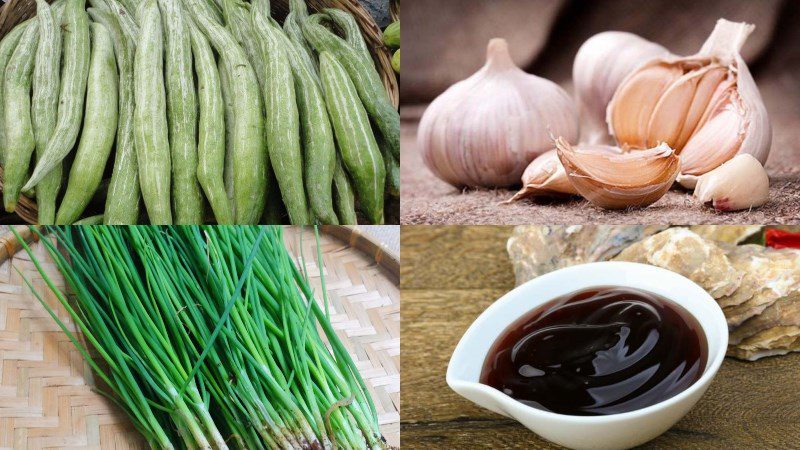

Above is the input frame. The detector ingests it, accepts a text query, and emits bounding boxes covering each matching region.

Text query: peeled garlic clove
[573,32,669,144]
[503,149,577,203]
[555,137,679,210]
[676,173,700,190]
[607,19,771,177]
[694,154,769,211]
[418,38,578,188]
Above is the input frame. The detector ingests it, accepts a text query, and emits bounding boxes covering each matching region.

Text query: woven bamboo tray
[0,226,400,449]
[0,0,399,225]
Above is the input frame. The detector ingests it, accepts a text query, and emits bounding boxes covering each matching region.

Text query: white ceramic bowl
[447,261,728,450]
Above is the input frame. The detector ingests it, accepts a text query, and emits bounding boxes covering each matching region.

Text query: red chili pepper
[765,229,800,249]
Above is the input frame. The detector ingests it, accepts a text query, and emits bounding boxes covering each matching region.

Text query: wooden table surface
[400,226,800,449]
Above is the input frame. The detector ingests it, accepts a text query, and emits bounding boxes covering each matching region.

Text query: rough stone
[358,0,392,28]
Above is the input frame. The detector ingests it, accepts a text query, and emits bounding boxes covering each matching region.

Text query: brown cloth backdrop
[401,0,800,224]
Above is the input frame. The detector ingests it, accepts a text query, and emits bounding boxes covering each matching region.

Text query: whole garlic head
[418,38,579,188]
[607,19,771,183]
[573,31,669,145]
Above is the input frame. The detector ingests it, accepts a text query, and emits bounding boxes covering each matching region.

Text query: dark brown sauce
[480,286,707,416]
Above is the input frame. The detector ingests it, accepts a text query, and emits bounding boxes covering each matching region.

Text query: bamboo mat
[0,227,400,449]
[284,228,400,447]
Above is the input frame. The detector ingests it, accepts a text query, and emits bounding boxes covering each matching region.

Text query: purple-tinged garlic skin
[418,38,578,188]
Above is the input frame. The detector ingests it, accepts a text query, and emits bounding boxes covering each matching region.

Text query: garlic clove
[693,153,769,211]
[573,32,669,145]
[679,106,746,178]
[608,64,683,150]
[418,38,579,188]
[692,76,736,134]
[675,173,700,190]
[646,65,729,150]
[555,137,679,210]
[645,68,707,149]
[502,149,577,203]
[674,66,729,149]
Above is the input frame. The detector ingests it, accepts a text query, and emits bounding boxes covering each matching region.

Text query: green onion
[13,225,386,450]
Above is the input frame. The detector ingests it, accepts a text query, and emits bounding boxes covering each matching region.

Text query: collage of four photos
[0,0,797,448]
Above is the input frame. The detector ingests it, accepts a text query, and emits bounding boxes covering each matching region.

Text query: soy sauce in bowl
[480,286,708,416]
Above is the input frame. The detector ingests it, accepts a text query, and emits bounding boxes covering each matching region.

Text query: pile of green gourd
[384,20,399,73]
[0,0,399,225]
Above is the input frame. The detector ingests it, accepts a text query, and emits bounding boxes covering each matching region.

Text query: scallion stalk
[13,225,386,450]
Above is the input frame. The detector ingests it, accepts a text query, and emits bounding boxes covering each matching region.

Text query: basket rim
[320,225,400,280]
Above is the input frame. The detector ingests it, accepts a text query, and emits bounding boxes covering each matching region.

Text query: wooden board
[400,225,800,449]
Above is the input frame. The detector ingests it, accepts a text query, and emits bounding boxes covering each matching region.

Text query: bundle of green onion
[13,225,385,450]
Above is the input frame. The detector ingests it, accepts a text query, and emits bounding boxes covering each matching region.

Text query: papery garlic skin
[556,138,679,210]
[607,19,771,182]
[694,154,769,211]
[699,21,771,167]
[418,38,579,188]
[574,32,668,144]
[503,149,577,203]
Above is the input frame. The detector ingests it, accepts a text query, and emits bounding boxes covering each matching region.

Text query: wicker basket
[0,225,400,448]
[0,0,399,225]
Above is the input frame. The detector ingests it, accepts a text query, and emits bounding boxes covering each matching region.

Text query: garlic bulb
[607,19,771,185]
[573,32,668,144]
[555,137,679,210]
[418,38,579,188]
[503,149,577,203]
[694,154,769,211]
